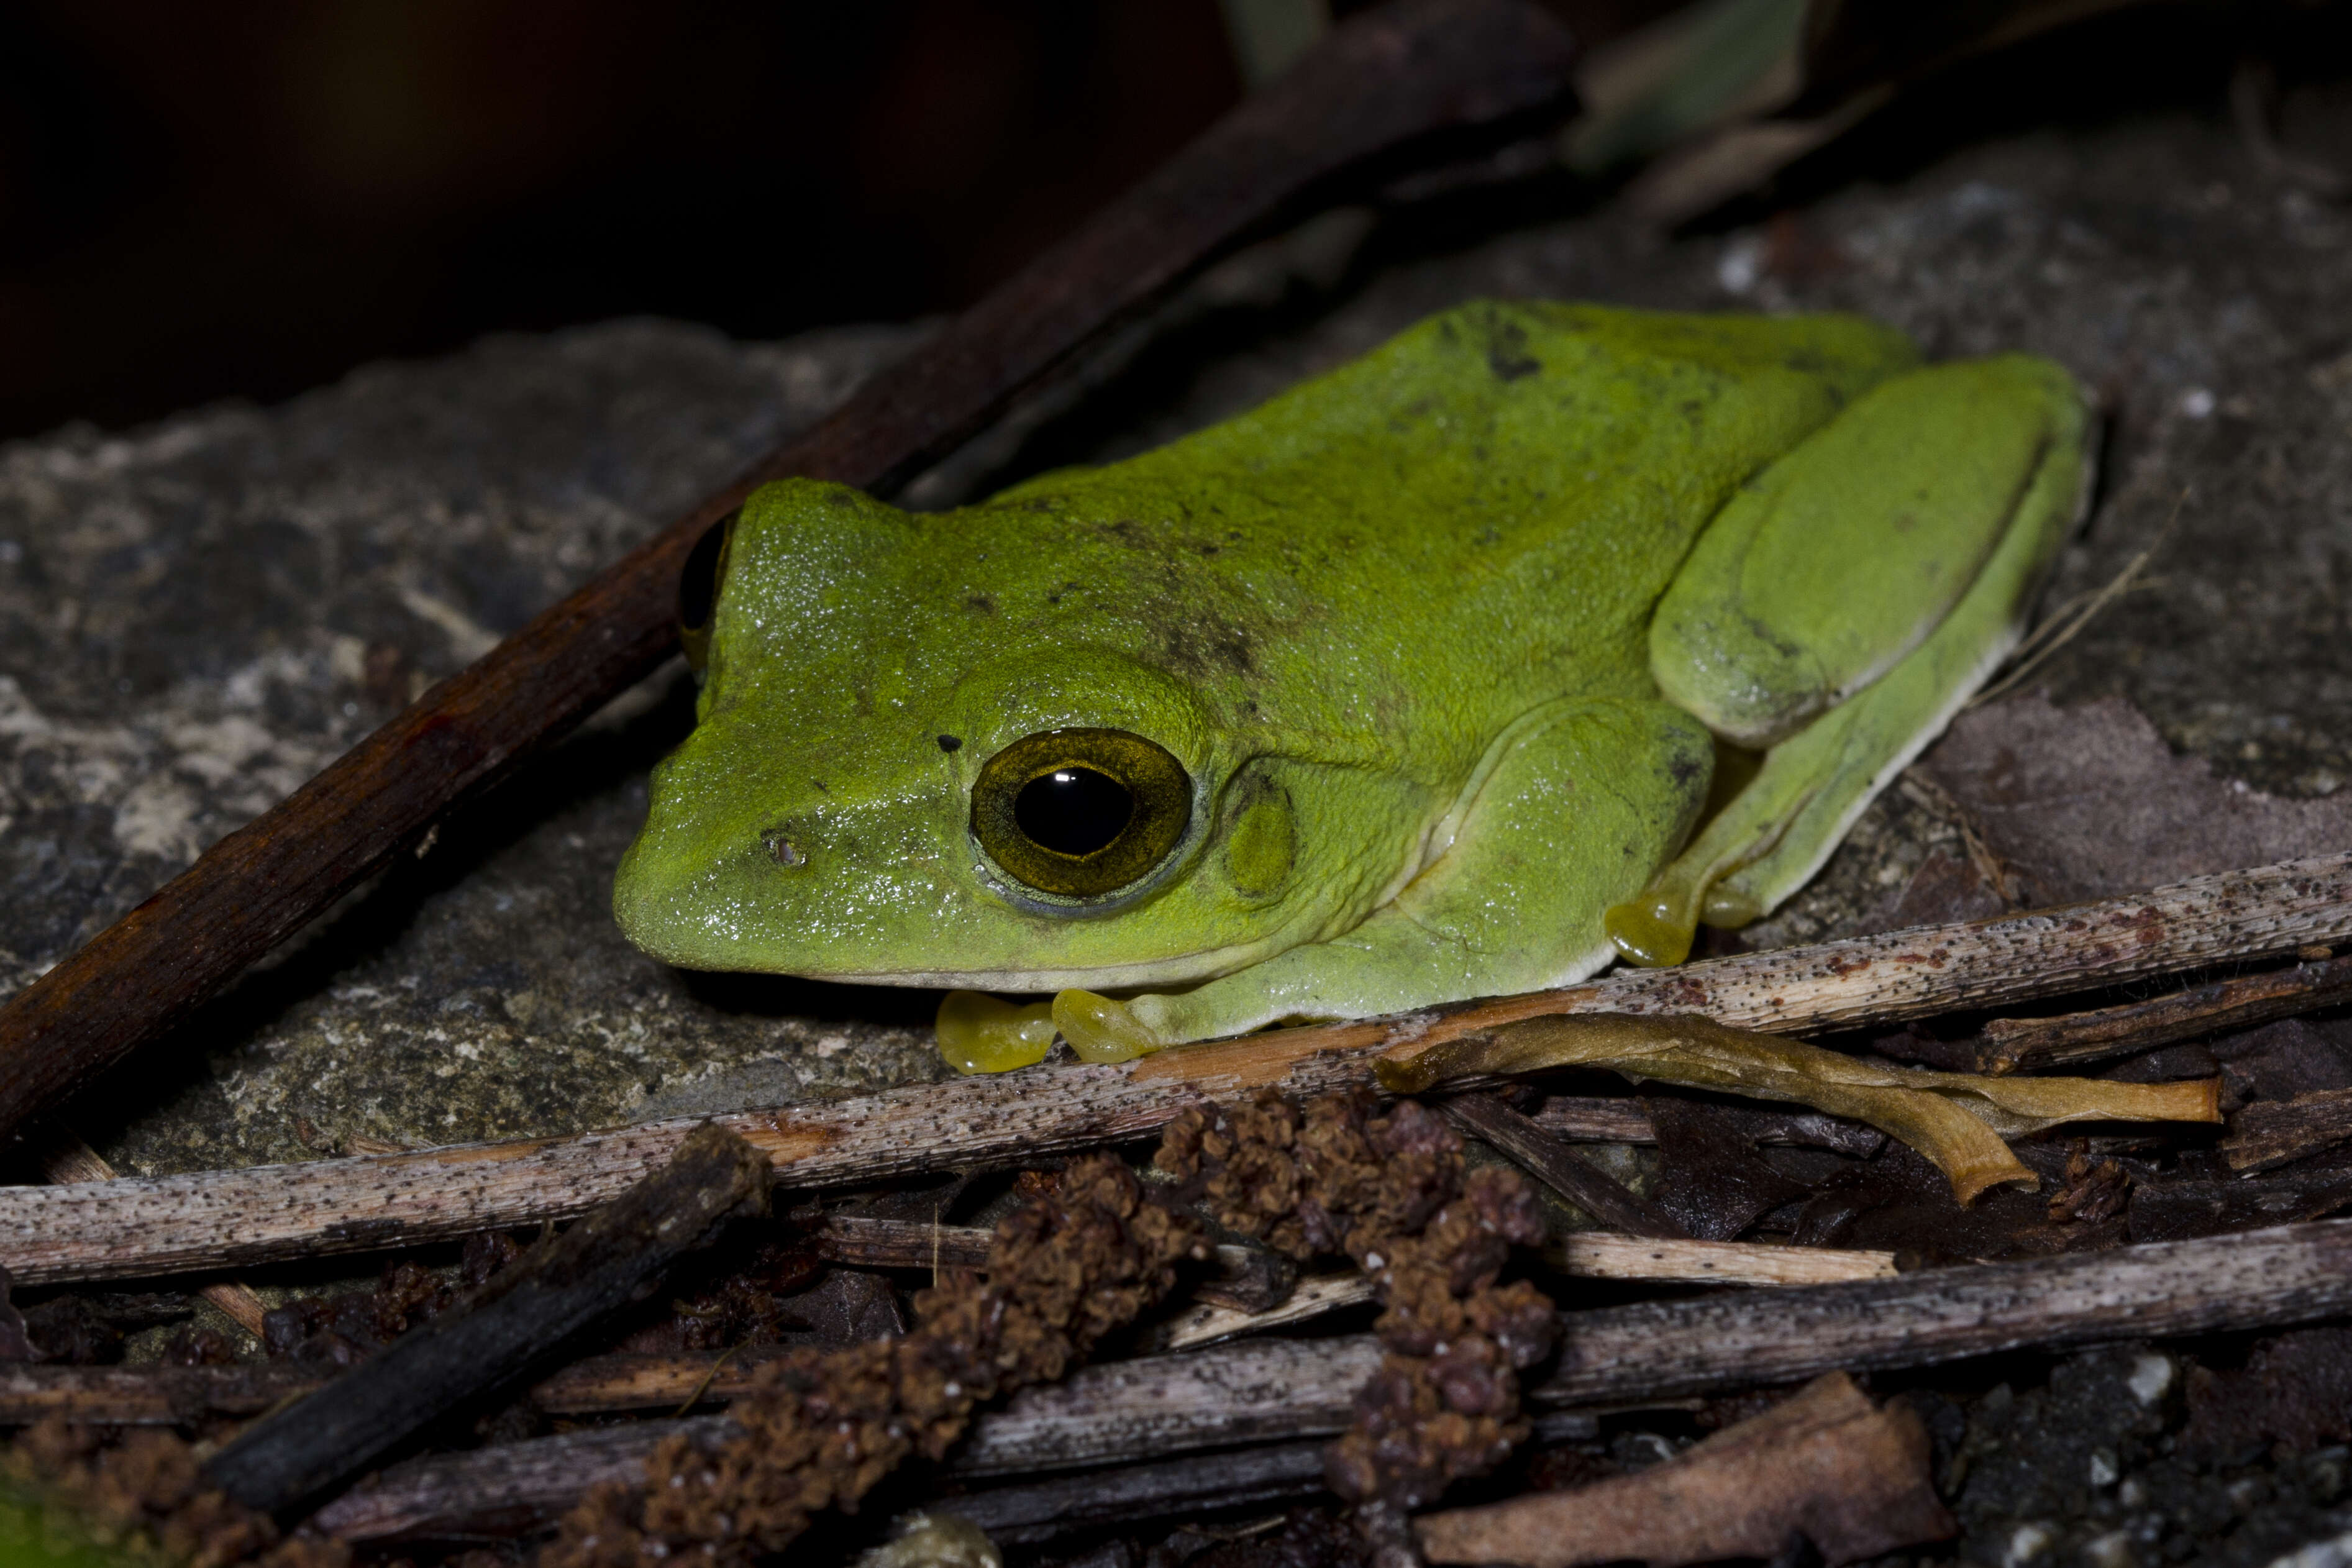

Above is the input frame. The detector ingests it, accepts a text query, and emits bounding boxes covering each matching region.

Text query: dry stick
[7,851,2350,1288]
[2221,1088,2352,1175]
[310,1216,2352,1545]
[1443,1090,1687,1238]
[202,1123,770,1516]
[1528,1096,1883,1155]
[1977,952,2352,1074]
[0,0,1581,1150]
[946,1411,1609,1547]
[29,1126,271,1339]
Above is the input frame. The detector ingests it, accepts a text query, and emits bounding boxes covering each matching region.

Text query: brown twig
[1528,1096,1884,1155]
[1442,1091,1687,1238]
[202,1123,770,1516]
[9,852,2350,1289]
[1978,953,2352,1074]
[2222,1088,2352,1175]
[0,0,1581,1149]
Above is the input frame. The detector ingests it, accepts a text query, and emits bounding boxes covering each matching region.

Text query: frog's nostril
[761,827,805,868]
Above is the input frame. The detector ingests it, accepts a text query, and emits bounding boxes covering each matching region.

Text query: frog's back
[964,302,1919,759]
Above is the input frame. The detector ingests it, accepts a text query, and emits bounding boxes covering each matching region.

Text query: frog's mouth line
[811,941,1276,995]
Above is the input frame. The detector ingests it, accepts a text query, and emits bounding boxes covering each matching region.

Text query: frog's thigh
[1611,357,2088,967]
[1122,698,1713,1046]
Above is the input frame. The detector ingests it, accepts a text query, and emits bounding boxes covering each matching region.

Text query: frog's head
[613,481,1410,992]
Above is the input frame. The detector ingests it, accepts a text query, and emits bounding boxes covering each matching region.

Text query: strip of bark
[1977,953,2352,1073]
[8,853,2349,1289]
[1443,1091,1687,1237]
[0,0,1582,1150]
[1416,1373,1952,1568]
[2222,1088,2352,1174]
[309,1216,2352,1544]
[201,1123,770,1516]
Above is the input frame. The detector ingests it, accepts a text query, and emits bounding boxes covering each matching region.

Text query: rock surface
[4,94,2350,1175]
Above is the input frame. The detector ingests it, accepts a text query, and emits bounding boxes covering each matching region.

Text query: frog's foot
[1051,989,1174,1064]
[1603,827,1779,968]
[934,990,1058,1075]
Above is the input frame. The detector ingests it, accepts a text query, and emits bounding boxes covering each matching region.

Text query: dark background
[0,0,1690,446]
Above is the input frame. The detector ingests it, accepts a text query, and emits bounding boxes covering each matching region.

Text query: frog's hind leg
[1608,355,2090,967]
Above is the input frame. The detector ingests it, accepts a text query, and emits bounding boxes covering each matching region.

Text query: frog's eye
[678,506,739,675]
[970,728,1192,899]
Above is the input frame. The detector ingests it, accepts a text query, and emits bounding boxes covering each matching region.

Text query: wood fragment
[309,1218,2352,1543]
[944,1410,1605,1546]
[1549,1234,1898,1287]
[1444,1091,1687,1238]
[2222,1088,2352,1174]
[1978,954,2352,1073]
[1528,1096,1884,1155]
[0,1363,320,1426]
[5,854,2345,1289]
[29,1124,270,1338]
[2127,1173,2352,1244]
[1153,1273,1377,1351]
[0,0,1583,1150]
[1416,1372,1953,1568]
[202,1123,770,1516]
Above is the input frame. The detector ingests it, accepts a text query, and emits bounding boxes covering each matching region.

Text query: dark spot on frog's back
[965,593,996,616]
[1484,318,1541,383]
[1159,619,1258,679]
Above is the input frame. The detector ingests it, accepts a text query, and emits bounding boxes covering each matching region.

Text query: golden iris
[972,728,1192,898]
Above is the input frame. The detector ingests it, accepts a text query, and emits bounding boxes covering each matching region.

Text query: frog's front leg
[1608,354,2090,967]
[1052,697,1715,1059]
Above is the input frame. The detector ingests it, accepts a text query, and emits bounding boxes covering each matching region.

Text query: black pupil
[1014,767,1133,858]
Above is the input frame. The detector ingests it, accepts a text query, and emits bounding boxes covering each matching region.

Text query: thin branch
[1443,1092,1687,1238]
[308,1217,2352,1544]
[1979,952,2352,1073]
[7,852,2349,1288]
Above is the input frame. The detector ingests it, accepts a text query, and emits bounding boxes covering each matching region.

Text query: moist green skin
[614,299,2084,1047]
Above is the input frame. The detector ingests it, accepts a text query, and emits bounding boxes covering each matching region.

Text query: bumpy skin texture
[614,299,2082,1046]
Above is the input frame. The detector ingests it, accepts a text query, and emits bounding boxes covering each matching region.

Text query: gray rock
[7,98,2350,1174]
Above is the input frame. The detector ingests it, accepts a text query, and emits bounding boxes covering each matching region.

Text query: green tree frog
[616,301,2086,1073]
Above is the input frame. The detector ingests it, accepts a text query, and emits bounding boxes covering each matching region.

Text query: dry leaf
[1378,1013,2217,1203]
[1416,1371,1953,1567]
[1921,696,2352,906]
